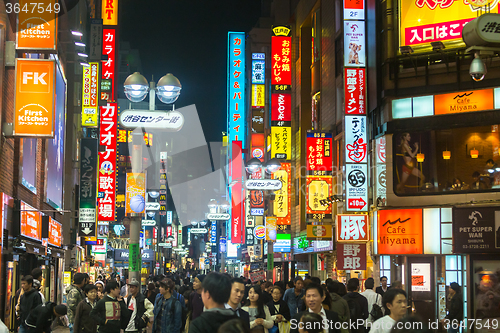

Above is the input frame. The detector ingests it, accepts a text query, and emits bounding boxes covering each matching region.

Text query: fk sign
[14,59,56,137]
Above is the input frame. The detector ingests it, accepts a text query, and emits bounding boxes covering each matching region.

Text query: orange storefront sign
[21,202,41,241]
[17,0,58,50]
[434,89,494,115]
[14,59,55,137]
[48,217,62,247]
[378,209,423,255]
[102,0,118,25]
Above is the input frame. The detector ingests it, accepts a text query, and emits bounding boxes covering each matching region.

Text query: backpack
[347,298,364,321]
[370,294,383,321]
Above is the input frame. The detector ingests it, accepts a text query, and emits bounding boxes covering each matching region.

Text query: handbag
[278,321,291,333]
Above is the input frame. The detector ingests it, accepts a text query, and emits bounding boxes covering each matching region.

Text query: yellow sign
[273,163,291,225]
[307,225,333,240]
[82,63,99,127]
[252,85,265,107]
[271,126,291,160]
[102,0,118,25]
[307,178,331,213]
[63,271,71,287]
[17,0,58,50]
[126,173,146,215]
[272,26,291,37]
[399,0,496,50]
[265,217,277,241]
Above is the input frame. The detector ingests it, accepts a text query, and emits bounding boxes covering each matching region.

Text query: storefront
[114,249,155,284]
[292,237,334,281]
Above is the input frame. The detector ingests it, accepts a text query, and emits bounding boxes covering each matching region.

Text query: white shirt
[309,306,328,333]
[125,296,137,331]
[370,315,396,333]
[360,289,383,323]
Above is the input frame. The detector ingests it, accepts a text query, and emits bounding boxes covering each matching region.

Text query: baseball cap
[128,279,141,287]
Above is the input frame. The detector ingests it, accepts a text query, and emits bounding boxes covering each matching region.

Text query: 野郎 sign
[337,243,367,270]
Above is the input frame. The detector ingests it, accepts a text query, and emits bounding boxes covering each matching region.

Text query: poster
[344,21,365,67]
[346,164,368,211]
[411,263,431,291]
[345,116,367,163]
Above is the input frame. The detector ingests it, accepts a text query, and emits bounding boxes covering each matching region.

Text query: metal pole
[129,133,143,283]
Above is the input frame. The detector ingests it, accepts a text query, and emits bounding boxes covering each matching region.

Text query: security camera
[470,53,486,81]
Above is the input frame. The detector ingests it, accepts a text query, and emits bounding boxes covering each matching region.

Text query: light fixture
[190,221,198,226]
[199,220,207,227]
[470,149,479,158]
[124,72,149,102]
[80,62,89,67]
[400,45,414,55]
[75,42,85,47]
[442,150,451,160]
[220,200,230,210]
[208,199,218,209]
[156,73,182,104]
[148,191,160,199]
[71,30,83,36]
[166,235,175,241]
[245,157,262,174]
[416,153,425,162]
[265,158,282,174]
[431,41,445,51]
[78,53,88,58]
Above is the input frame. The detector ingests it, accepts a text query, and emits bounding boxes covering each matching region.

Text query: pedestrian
[261,282,273,305]
[17,275,43,333]
[342,278,369,333]
[145,283,157,305]
[290,284,340,333]
[241,284,274,333]
[225,278,250,328]
[360,278,384,326]
[370,289,408,333]
[124,279,154,333]
[283,277,305,319]
[376,277,389,297]
[390,281,402,290]
[189,272,238,333]
[24,303,67,333]
[31,268,46,303]
[120,279,129,297]
[327,281,350,333]
[294,312,324,333]
[217,318,250,333]
[95,282,105,300]
[443,283,463,333]
[189,275,205,321]
[152,279,182,333]
[90,281,131,333]
[73,284,99,333]
[67,273,87,333]
[267,286,291,333]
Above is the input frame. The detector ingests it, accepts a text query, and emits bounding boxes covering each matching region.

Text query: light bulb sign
[119,110,184,131]
[245,179,283,190]
[207,213,230,220]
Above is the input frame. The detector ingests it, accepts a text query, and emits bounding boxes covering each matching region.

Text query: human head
[193,274,205,291]
[201,272,231,309]
[392,280,403,289]
[217,318,250,333]
[95,281,104,293]
[347,278,360,292]
[262,281,273,293]
[271,285,283,302]
[148,282,156,291]
[229,278,245,308]
[247,284,263,305]
[21,275,33,292]
[115,275,121,282]
[294,276,304,291]
[305,284,325,313]
[365,277,375,290]
[449,282,460,296]
[128,279,141,296]
[298,312,324,333]
[31,268,43,281]
[383,288,408,320]
[73,273,86,287]
[83,273,90,285]
[54,305,68,317]
[84,284,98,301]
[159,278,175,296]
[310,277,321,285]
[401,133,410,144]
[286,280,294,289]
[105,281,120,298]
[380,276,388,287]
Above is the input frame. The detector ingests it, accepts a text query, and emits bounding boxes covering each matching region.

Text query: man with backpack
[360,278,383,331]
[152,279,182,333]
[124,279,154,333]
[343,278,369,333]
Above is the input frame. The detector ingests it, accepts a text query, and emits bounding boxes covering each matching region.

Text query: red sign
[306,132,333,174]
[344,68,366,115]
[20,202,41,241]
[251,147,264,161]
[166,225,172,237]
[271,36,292,85]
[348,198,367,210]
[271,93,291,122]
[378,209,423,255]
[250,270,266,283]
[231,141,243,244]
[336,214,369,242]
[48,217,62,247]
[336,243,366,270]
[97,103,117,221]
[102,28,116,101]
[404,18,472,47]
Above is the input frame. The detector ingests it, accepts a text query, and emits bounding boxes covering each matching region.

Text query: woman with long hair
[397,132,425,192]
[242,285,274,333]
[145,282,157,304]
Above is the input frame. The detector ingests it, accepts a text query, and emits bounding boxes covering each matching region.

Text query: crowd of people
[8,269,464,333]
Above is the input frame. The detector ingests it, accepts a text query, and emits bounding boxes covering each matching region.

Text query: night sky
[120,0,262,144]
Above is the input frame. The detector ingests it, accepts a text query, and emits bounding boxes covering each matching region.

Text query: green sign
[101,79,112,92]
[129,243,141,272]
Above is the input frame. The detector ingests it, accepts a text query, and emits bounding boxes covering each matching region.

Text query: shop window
[380,255,391,284]
[394,126,500,195]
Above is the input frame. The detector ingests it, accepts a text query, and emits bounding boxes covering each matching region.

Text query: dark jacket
[125,293,151,331]
[445,293,463,321]
[290,309,340,333]
[236,308,250,328]
[90,295,130,333]
[152,295,182,333]
[190,291,204,320]
[268,300,292,321]
[375,286,389,297]
[24,302,57,333]
[19,288,43,328]
[145,290,158,306]
[343,292,369,333]
[189,308,239,333]
[261,291,273,305]
[74,298,98,333]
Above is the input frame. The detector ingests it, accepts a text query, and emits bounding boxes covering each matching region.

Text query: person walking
[370,289,408,333]
[327,280,350,333]
[31,268,46,303]
[24,303,67,333]
[124,279,154,333]
[267,286,291,333]
[360,278,384,327]
[74,284,99,333]
[152,279,182,333]
[189,275,205,321]
[282,277,305,318]
[375,277,389,297]
[343,278,369,333]
[225,278,250,327]
[444,283,463,333]
[144,283,157,305]
[67,273,87,333]
[241,285,274,333]
[90,281,131,333]
[17,276,43,333]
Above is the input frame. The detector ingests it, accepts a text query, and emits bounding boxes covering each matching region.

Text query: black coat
[445,293,463,321]
[375,287,389,297]
[74,299,98,333]
[189,309,239,333]
[267,300,291,322]
[126,293,150,330]
[290,309,341,333]
[25,302,56,333]
[235,308,250,328]
[19,289,43,328]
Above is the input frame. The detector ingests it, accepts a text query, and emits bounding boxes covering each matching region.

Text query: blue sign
[252,60,265,84]
[227,32,246,149]
[204,259,210,265]
[250,208,264,216]
[167,211,172,224]
[252,53,265,60]
[220,237,227,253]
[211,221,217,243]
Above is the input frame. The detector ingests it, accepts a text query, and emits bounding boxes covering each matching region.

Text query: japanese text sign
[306,132,333,175]
[344,0,365,20]
[21,202,41,241]
[102,0,118,26]
[272,163,291,225]
[337,243,366,270]
[271,93,291,125]
[126,173,146,215]
[378,209,423,255]
[102,29,116,101]
[336,214,369,241]
[346,164,368,211]
[271,35,292,85]
[79,138,98,211]
[344,21,365,67]
[16,0,58,50]
[228,32,246,145]
[97,103,117,221]
[89,19,103,61]
[399,0,492,48]
[14,59,55,137]
[252,59,265,84]
[306,176,333,220]
[160,153,167,217]
[252,85,265,107]
[345,116,367,163]
[271,126,291,160]
[231,141,243,244]
[48,217,62,247]
[82,62,100,127]
[344,68,366,115]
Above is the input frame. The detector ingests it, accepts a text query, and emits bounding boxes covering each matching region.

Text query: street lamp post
[245,158,282,280]
[123,72,181,284]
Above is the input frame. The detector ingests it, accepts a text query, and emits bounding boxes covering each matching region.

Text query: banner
[81,62,99,127]
[20,202,41,241]
[228,32,246,145]
[272,163,291,225]
[16,0,58,50]
[126,173,146,215]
